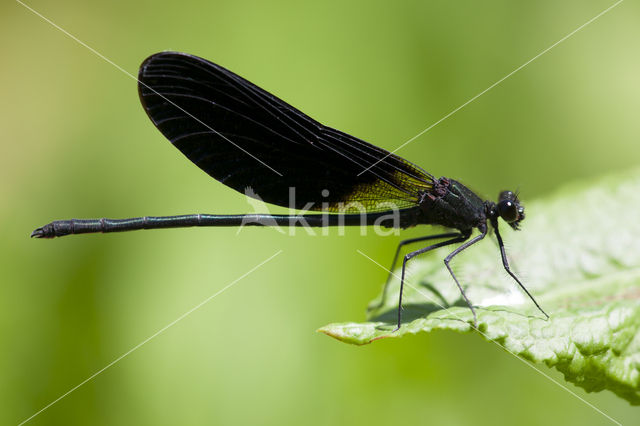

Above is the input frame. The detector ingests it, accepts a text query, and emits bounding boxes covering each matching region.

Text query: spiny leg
[370,232,461,313]
[394,232,470,331]
[493,221,549,320]
[443,229,488,328]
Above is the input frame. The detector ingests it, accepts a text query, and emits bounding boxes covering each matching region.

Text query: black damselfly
[32,52,549,329]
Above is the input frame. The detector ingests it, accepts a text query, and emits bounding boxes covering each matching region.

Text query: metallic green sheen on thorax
[417,178,487,232]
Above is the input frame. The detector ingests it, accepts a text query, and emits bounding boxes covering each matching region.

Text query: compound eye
[497,199,518,222]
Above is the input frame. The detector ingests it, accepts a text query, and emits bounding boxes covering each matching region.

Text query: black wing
[138,51,433,212]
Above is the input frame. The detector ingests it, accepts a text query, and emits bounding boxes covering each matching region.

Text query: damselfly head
[497,190,524,230]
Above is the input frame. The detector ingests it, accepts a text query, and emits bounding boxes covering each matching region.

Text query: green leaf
[319,168,640,404]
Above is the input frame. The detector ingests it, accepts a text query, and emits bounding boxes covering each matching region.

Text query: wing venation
[138,51,434,212]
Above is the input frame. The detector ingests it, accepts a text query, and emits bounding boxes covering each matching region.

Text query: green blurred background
[2,0,639,424]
